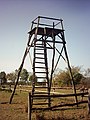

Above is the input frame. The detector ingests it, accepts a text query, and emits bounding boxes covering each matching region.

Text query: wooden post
[9,48,28,104]
[28,92,32,120]
[88,89,90,114]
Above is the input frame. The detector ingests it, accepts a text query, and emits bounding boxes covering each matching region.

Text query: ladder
[31,27,51,108]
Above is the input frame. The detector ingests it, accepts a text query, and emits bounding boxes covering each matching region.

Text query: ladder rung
[36,77,46,79]
[35,57,45,59]
[35,46,53,49]
[32,97,49,99]
[34,92,49,94]
[35,62,45,64]
[35,46,44,48]
[35,72,47,73]
[35,48,45,50]
[34,67,47,69]
[35,86,48,88]
[33,102,48,105]
[35,53,45,55]
[36,44,44,46]
[36,82,48,84]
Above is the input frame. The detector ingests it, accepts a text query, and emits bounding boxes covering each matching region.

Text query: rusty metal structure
[10,16,77,107]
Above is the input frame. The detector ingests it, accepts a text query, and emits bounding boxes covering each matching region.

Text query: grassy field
[0,86,90,120]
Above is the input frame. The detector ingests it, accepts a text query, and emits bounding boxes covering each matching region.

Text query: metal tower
[10,16,77,107]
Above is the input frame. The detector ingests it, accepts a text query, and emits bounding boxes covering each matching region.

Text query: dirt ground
[0,89,90,120]
[0,91,28,120]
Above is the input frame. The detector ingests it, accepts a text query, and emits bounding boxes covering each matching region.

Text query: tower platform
[28,27,64,37]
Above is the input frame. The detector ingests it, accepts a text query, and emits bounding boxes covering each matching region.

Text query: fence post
[88,88,90,114]
[28,92,31,120]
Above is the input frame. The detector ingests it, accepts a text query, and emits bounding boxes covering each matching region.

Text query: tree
[84,68,90,77]
[73,73,83,85]
[54,70,71,87]
[54,66,83,87]
[67,66,83,85]
[29,74,37,84]
[6,72,16,83]
[0,71,7,84]
[81,68,90,87]
[20,68,29,82]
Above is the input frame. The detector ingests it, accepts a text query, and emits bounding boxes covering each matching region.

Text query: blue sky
[0,0,90,73]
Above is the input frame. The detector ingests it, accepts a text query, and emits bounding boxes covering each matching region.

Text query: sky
[0,0,90,73]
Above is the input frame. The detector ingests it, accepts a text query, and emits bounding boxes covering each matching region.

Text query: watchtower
[10,16,77,107]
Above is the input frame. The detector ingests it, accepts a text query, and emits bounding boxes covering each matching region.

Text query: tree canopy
[20,68,29,81]
[0,66,86,86]
[84,68,90,77]
[0,71,7,84]
[53,66,83,87]
[29,74,37,84]
[6,72,16,82]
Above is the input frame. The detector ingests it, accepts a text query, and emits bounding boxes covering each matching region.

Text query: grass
[0,85,89,120]
[34,107,88,120]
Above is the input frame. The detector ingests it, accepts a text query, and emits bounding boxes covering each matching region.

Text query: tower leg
[9,48,28,104]
[63,43,78,104]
